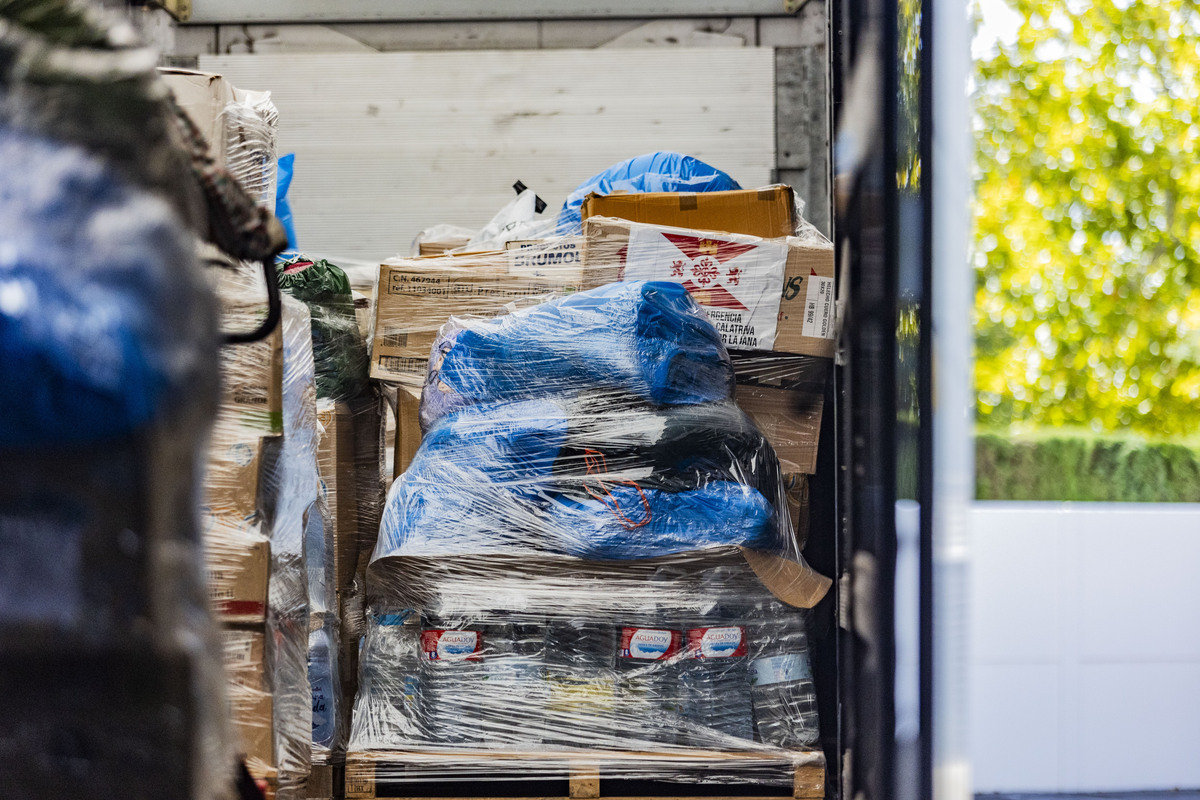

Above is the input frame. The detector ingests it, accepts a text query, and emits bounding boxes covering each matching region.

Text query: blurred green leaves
[973,0,1200,436]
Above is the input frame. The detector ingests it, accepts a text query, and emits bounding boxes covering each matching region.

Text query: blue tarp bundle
[420,281,735,430]
[377,399,779,562]
[556,152,741,234]
[0,127,208,447]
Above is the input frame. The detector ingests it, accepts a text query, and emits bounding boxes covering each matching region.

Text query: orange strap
[581,449,651,530]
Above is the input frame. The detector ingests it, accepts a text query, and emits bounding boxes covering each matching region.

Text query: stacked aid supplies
[350,281,822,770]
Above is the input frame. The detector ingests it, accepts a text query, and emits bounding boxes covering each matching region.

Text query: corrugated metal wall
[203,49,775,260]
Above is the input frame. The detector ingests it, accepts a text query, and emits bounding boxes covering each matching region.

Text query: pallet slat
[345,749,825,800]
[346,760,376,799]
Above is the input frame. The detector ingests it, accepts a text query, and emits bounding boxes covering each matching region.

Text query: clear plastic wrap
[351,280,827,789]
[278,253,386,763]
[0,3,231,798]
[221,86,279,210]
[581,215,836,358]
[204,267,319,796]
[260,294,318,794]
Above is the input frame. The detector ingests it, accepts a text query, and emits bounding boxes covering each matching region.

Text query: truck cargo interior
[0,2,970,800]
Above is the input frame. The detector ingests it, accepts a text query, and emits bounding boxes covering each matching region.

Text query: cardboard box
[316,401,359,595]
[205,525,270,623]
[581,186,796,240]
[158,68,232,165]
[732,353,829,475]
[418,239,470,256]
[584,217,835,357]
[392,384,423,478]
[369,244,587,385]
[204,425,263,517]
[220,628,267,692]
[229,684,274,768]
[218,299,284,434]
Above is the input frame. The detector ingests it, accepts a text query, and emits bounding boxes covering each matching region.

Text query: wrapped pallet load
[0,4,233,798]
[205,268,319,797]
[351,278,830,796]
[276,254,386,769]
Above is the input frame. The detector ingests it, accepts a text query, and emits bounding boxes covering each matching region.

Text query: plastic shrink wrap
[222,87,279,210]
[352,280,828,789]
[205,261,318,797]
[277,254,386,764]
[0,2,232,798]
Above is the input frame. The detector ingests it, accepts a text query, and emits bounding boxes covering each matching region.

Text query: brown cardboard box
[581,186,796,240]
[584,217,835,357]
[732,353,829,475]
[204,426,263,517]
[229,685,274,768]
[392,384,423,478]
[220,628,267,692]
[368,244,587,385]
[419,239,471,256]
[736,385,825,475]
[219,300,285,434]
[219,625,274,768]
[316,401,359,595]
[205,527,270,623]
[158,68,233,165]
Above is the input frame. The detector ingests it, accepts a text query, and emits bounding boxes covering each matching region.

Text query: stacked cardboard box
[580,187,834,475]
[371,187,836,494]
[201,301,283,778]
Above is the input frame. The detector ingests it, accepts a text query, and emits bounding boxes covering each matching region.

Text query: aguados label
[619,627,682,660]
[686,626,747,658]
[421,629,483,662]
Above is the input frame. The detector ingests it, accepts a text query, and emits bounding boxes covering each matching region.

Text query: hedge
[975,430,1200,502]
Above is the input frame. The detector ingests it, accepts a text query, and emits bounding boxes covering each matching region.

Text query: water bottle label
[687,626,747,658]
[421,629,483,661]
[619,627,682,660]
[752,653,811,686]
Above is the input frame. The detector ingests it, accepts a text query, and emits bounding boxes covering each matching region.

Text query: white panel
[1075,507,1200,661]
[190,0,789,24]
[969,663,1061,792]
[202,50,775,261]
[970,503,1200,793]
[969,505,1063,663]
[1078,663,1200,789]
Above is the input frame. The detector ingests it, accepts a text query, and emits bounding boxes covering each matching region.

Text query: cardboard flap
[739,547,831,609]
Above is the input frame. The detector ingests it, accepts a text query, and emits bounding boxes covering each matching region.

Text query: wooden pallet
[345,748,825,800]
[304,761,346,799]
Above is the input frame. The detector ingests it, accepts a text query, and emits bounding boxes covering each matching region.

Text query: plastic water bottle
[308,624,338,749]
[481,617,547,745]
[351,610,422,748]
[680,578,754,745]
[545,617,615,747]
[749,600,819,748]
[420,610,488,745]
[615,600,683,745]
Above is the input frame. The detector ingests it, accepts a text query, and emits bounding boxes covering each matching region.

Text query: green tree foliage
[973,0,1200,436]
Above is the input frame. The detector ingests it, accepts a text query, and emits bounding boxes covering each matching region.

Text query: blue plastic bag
[276,153,298,250]
[0,127,214,447]
[375,398,780,562]
[556,152,741,234]
[420,281,734,430]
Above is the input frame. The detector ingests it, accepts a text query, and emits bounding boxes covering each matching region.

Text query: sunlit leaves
[974,0,1200,435]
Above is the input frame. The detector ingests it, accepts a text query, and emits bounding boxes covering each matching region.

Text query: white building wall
[970,502,1200,792]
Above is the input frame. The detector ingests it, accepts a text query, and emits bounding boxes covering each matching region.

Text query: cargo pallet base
[305,762,347,799]
[344,749,825,800]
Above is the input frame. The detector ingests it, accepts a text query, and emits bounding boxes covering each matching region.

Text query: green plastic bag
[276,255,369,400]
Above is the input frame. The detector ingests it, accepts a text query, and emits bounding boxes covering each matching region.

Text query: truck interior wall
[171,7,830,244]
